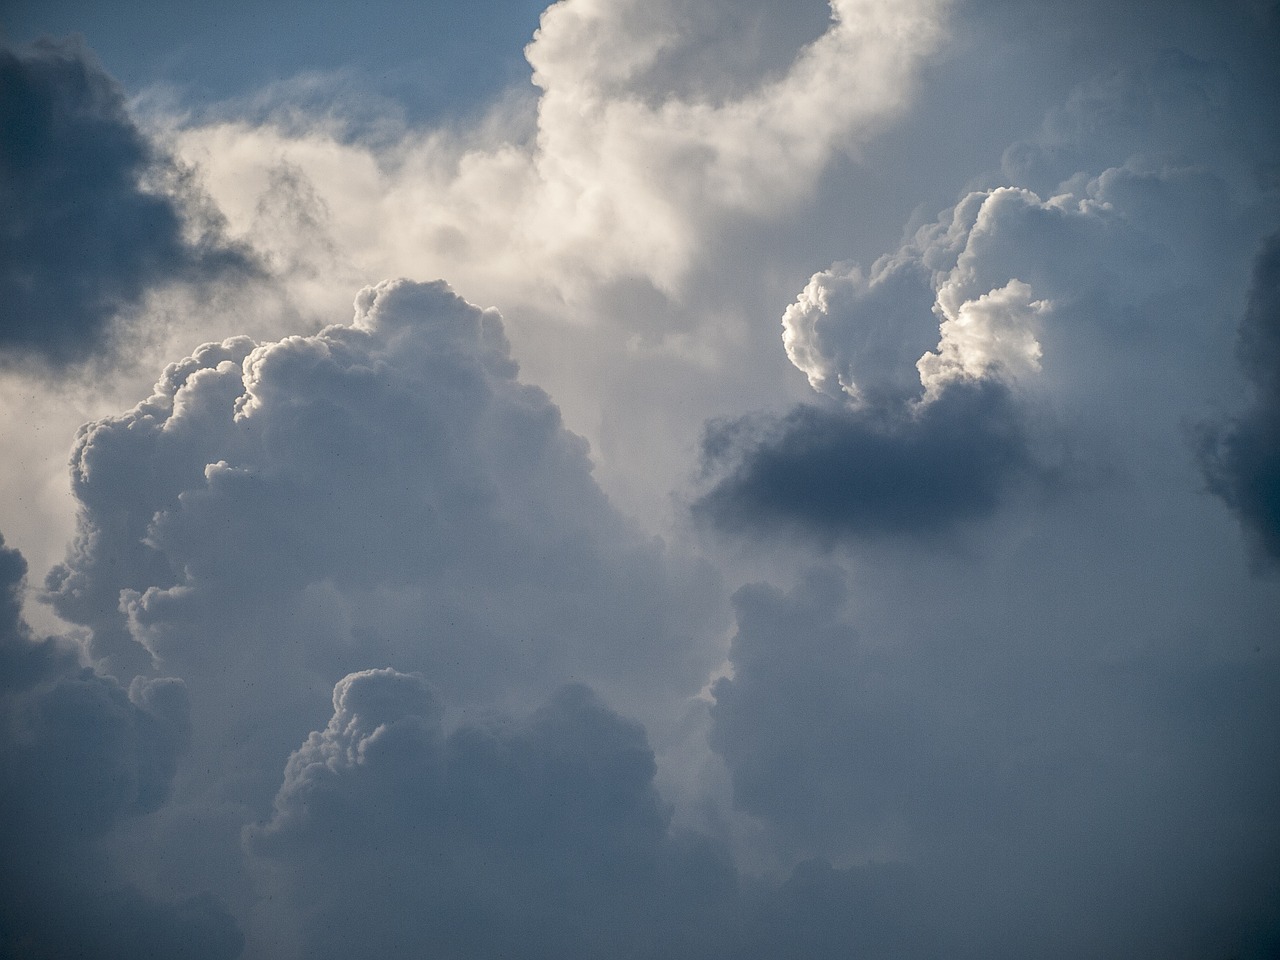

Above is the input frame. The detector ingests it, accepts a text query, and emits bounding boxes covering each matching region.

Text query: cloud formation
[2,4,1279,958]
[42,278,723,846]
[1199,230,1280,568]
[0,533,242,959]
[249,666,949,960]
[173,0,949,309]
[0,38,254,366]
[694,379,1040,541]
[709,570,1280,958]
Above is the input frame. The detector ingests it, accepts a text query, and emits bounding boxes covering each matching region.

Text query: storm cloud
[1199,230,1280,568]
[0,533,243,959]
[0,38,253,365]
[694,378,1042,541]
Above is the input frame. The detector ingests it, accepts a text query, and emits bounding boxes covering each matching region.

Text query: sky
[1,0,1278,957]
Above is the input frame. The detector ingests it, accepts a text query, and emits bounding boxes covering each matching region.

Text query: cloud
[247,671,700,958]
[694,379,1040,542]
[709,569,1280,958]
[0,532,243,959]
[171,0,950,309]
[42,278,724,835]
[696,96,1279,545]
[0,38,255,366]
[249,666,945,960]
[1198,229,1280,569]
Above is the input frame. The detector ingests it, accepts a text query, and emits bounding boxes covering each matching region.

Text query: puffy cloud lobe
[175,0,949,305]
[249,670,730,959]
[1198,229,1280,568]
[0,533,242,960]
[250,667,943,960]
[44,279,722,808]
[0,39,254,366]
[693,379,1039,541]
[713,146,1270,545]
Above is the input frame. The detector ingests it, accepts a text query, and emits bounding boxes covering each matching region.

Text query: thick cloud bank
[249,671,713,959]
[0,38,252,365]
[710,571,1280,959]
[1199,230,1280,569]
[0,533,242,959]
[248,666,940,960]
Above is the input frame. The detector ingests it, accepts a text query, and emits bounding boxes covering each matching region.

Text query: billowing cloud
[1198,230,1280,569]
[696,114,1274,544]
[42,278,724,858]
[0,38,255,366]
[0,533,242,959]
[172,0,950,308]
[28,276,739,956]
[248,671,716,959]
[3,3,1279,958]
[248,666,942,960]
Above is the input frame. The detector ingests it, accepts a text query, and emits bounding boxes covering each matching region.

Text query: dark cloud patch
[1198,230,1280,569]
[0,532,242,959]
[0,38,254,366]
[693,379,1041,543]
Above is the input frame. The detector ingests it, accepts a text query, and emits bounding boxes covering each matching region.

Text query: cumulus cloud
[172,0,949,308]
[42,278,724,850]
[0,38,255,366]
[1198,229,1280,568]
[0,532,242,959]
[697,109,1277,544]
[248,671,701,959]
[248,666,944,960]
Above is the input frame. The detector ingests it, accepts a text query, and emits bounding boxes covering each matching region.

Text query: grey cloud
[40,277,724,885]
[696,95,1275,547]
[249,670,727,959]
[694,379,1042,543]
[0,533,243,960]
[709,570,1280,959]
[249,667,946,960]
[0,38,255,366]
[1198,229,1280,568]
[46,279,721,702]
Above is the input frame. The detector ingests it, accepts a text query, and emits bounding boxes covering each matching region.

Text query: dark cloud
[1198,229,1280,568]
[249,666,949,960]
[0,533,243,960]
[709,570,1280,959]
[0,37,254,366]
[693,379,1041,543]
[248,670,729,959]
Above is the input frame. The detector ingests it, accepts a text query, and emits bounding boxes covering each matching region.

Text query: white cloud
[168,0,949,311]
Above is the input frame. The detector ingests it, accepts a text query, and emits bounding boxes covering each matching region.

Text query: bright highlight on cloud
[2,0,1279,957]
[171,0,948,309]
